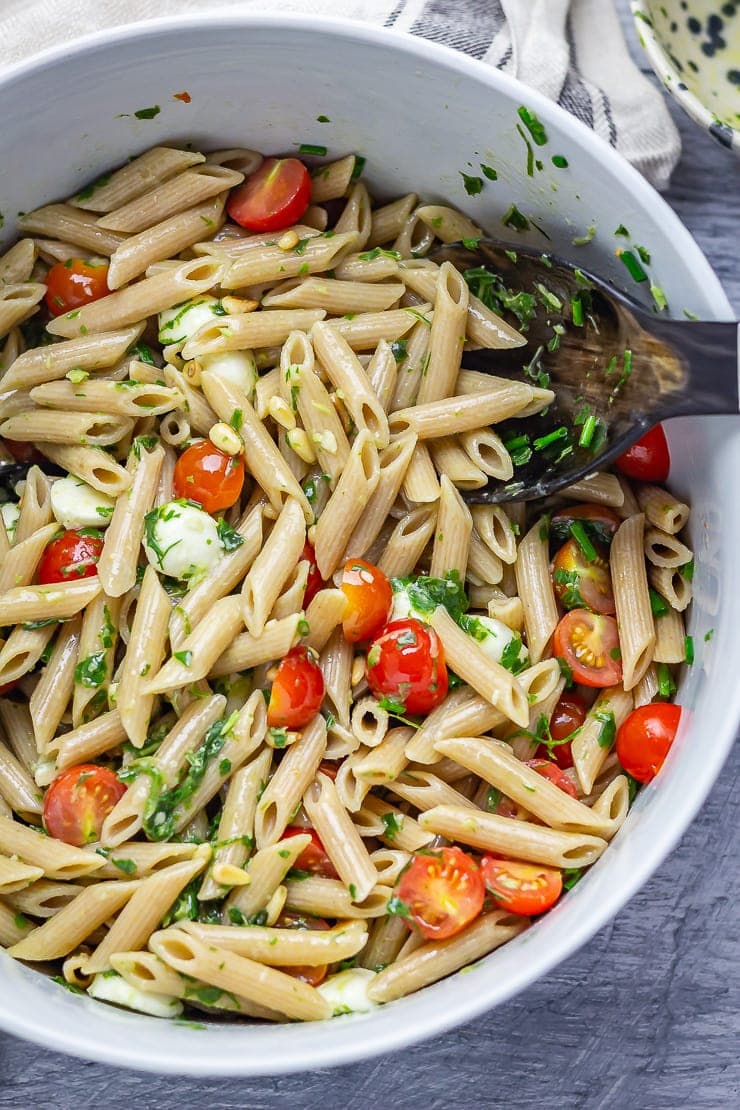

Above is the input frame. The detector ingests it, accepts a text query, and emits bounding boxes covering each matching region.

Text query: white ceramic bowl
[0,13,736,1077]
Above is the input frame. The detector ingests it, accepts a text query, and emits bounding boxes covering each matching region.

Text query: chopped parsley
[649,589,669,617]
[386,895,411,918]
[393,570,468,622]
[381,812,402,841]
[517,106,548,145]
[595,709,616,750]
[389,339,408,364]
[134,105,161,120]
[298,143,328,156]
[216,518,244,552]
[460,172,483,196]
[551,154,569,168]
[74,651,107,688]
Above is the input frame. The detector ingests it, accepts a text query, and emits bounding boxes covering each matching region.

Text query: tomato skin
[173,440,245,512]
[301,542,325,608]
[341,559,392,643]
[43,764,126,846]
[525,759,578,798]
[616,703,681,783]
[553,610,622,688]
[552,537,615,616]
[282,827,337,879]
[4,440,45,465]
[226,158,311,232]
[537,692,589,768]
[615,425,669,483]
[480,857,562,916]
[550,504,622,545]
[275,911,331,986]
[366,618,448,717]
[397,847,485,940]
[0,680,20,696]
[267,646,325,729]
[37,529,104,584]
[44,258,110,317]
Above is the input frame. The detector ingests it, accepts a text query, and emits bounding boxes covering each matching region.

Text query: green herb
[649,588,669,617]
[516,125,535,177]
[595,710,616,749]
[502,204,530,232]
[389,339,408,364]
[128,341,156,365]
[229,408,243,430]
[297,619,310,636]
[539,516,550,542]
[551,154,569,168]
[485,787,501,813]
[13,913,30,930]
[298,143,328,156]
[636,245,651,265]
[704,628,714,643]
[132,434,159,460]
[517,105,548,145]
[51,976,84,995]
[348,883,358,900]
[618,249,648,283]
[562,868,583,890]
[160,878,201,926]
[553,568,585,609]
[500,636,528,675]
[463,265,537,329]
[316,115,331,123]
[268,726,289,749]
[535,283,562,312]
[134,105,161,119]
[614,224,630,237]
[66,368,89,384]
[569,520,598,562]
[572,226,596,247]
[386,895,411,918]
[571,294,584,326]
[303,472,332,504]
[216,518,244,552]
[650,283,668,311]
[22,618,60,630]
[75,172,112,202]
[74,651,107,688]
[680,558,694,582]
[610,646,622,661]
[173,650,193,668]
[393,569,468,622]
[557,657,574,687]
[357,246,401,262]
[228,907,247,926]
[381,812,402,841]
[480,163,498,180]
[656,662,676,699]
[533,427,568,452]
[578,413,599,448]
[350,155,366,180]
[626,774,640,803]
[684,635,694,665]
[460,172,483,196]
[461,236,481,250]
[377,695,406,716]
[111,857,137,875]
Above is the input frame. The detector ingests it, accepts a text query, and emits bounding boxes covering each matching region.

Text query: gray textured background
[1,3,738,1106]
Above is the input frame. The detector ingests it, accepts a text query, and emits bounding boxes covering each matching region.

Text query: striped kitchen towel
[0,0,680,189]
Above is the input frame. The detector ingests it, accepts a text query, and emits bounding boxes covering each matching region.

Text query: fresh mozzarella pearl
[158,296,224,346]
[143,499,223,582]
[464,614,529,667]
[87,972,183,1018]
[1,502,20,538]
[50,476,115,530]
[317,968,378,1015]
[199,349,258,397]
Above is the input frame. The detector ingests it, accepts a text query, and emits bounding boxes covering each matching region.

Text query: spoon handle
[651,320,740,419]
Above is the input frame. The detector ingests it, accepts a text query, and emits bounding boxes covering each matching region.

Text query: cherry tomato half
[552,537,615,616]
[397,847,485,940]
[3,440,44,465]
[616,703,681,783]
[43,764,126,846]
[480,857,562,916]
[341,559,392,644]
[537,692,589,769]
[267,646,325,729]
[0,680,20,697]
[550,504,622,547]
[553,610,622,688]
[615,425,670,483]
[525,759,578,798]
[301,541,325,609]
[37,529,104,584]
[226,158,311,232]
[173,440,245,512]
[366,618,448,717]
[275,912,331,986]
[44,258,110,317]
[282,827,338,879]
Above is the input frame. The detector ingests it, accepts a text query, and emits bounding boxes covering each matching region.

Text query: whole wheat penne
[18,204,127,255]
[8,879,139,961]
[35,443,132,496]
[0,325,144,392]
[312,321,389,448]
[209,613,302,677]
[29,617,81,753]
[98,165,242,234]
[116,565,170,748]
[97,443,164,597]
[254,714,327,847]
[378,506,437,579]
[30,379,183,417]
[304,773,379,901]
[70,147,206,212]
[313,430,380,578]
[0,815,105,879]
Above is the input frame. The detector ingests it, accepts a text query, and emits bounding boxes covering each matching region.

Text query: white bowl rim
[0,10,735,1076]
[630,0,740,151]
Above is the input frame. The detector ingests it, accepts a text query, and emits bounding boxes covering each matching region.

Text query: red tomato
[301,541,324,608]
[37,529,104,584]
[366,618,448,717]
[552,537,615,615]
[282,827,337,879]
[3,440,45,465]
[43,764,126,846]
[0,680,19,696]
[481,857,562,916]
[525,759,578,798]
[226,158,311,232]
[341,559,392,643]
[275,912,331,986]
[550,504,622,545]
[317,760,340,781]
[616,703,681,783]
[44,258,110,317]
[267,646,325,729]
[173,440,245,512]
[396,847,485,940]
[615,425,669,483]
[553,610,622,688]
[537,692,589,769]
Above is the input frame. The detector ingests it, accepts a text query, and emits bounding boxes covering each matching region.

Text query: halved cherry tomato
[44,258,110,317]
[396,847,485,940]
[553,610,622,688]
[0,680,19,697]
[173,440,245,512]
[317,759,340,781]
[550,504,622,547]
[552,537,615,615]
[525,758,578,798]
[3,440,45,465]
[37,529,104,584]
[481,857,562,916]
[341,559,392,643]
[282,827,338,878]
[615,424,669,483]
[267,646,325,729]
[616,702,681,783]
[43,764,126,846]
[275,911,331,986]
[226,158,311,232]
[366,618,448,717]
[537,692,589,769]
[301,541,325,608]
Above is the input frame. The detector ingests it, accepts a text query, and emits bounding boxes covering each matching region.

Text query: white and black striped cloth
[3,0,680,188]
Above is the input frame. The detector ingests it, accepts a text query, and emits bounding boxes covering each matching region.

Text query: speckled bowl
[632,0,740,151]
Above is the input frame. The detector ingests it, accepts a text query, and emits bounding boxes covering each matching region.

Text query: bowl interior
[0,14,737,1076]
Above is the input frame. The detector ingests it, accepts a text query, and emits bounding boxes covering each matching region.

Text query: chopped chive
[573,269,593,288]
[571,295,584,326]
[504,434,530,452]
[350,155,366,180]
[636,244,651,265]
[502,204,530,232]
[681,558,694,581]
[298,143,328,156]
[535,283,563,312]
[517,106,548,145]
[547,323,565,351]
[572,226,596,247]
[649,588,669,617]
[650,282,668,311]
[578,414,599,448]
[569,520,598,561]
[516,124,535,176]
[657,662,676,698]
[684,635,694,665]
[461,236,480,250]
[617,249,648,283]
[533,427,568,451]
[551,154,569,168]
[683,308,699,320]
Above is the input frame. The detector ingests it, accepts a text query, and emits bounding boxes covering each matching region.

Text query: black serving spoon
[432,239,739,503]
